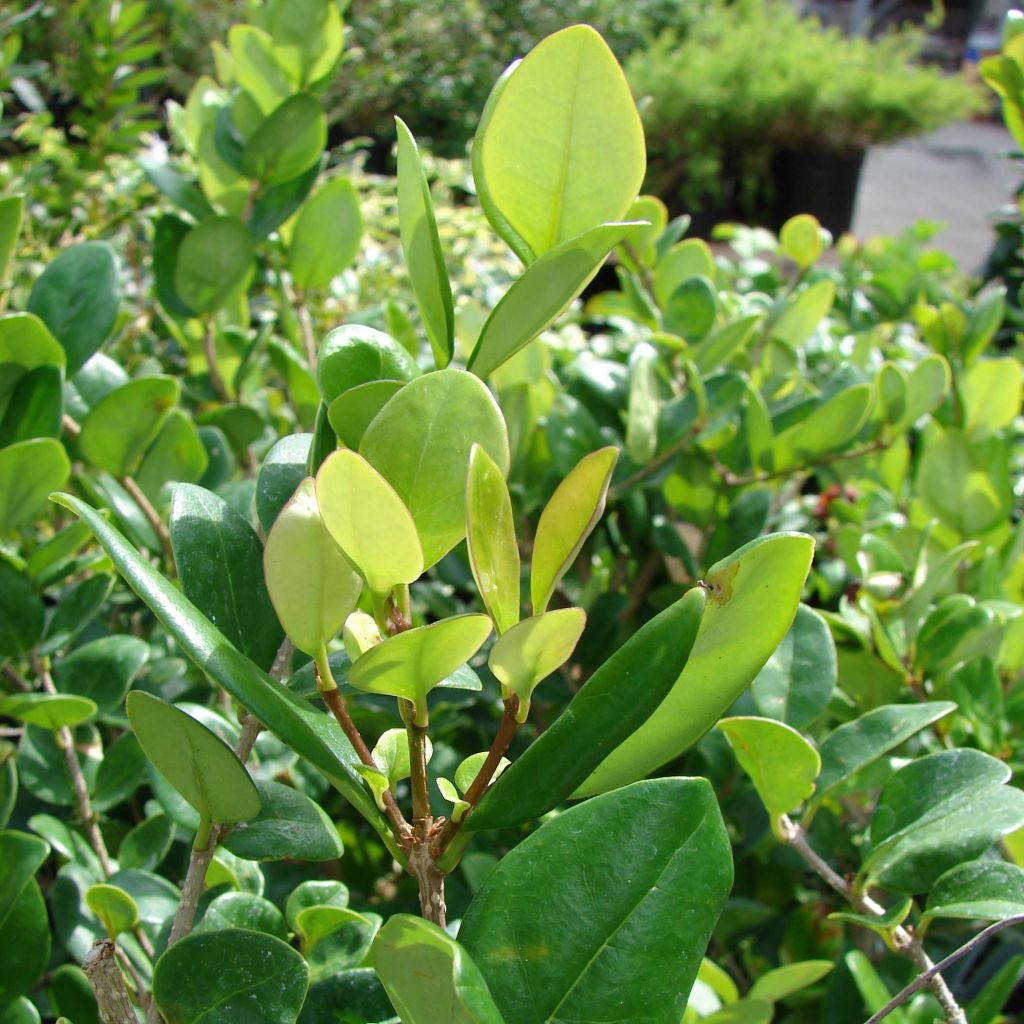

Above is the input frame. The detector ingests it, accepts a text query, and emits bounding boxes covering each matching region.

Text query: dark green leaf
[924,860,1024,923]
[118,813,174,872]
[52,635,149,716]
[0,365,62,446]
[0,879,50,1002]
[316,325,417,406]
[135,409,210,504]
[92,732,145,810]
[39,574,113,655]
[0,560,44,656]
[298,969,394,1024]
[196,891,288,940]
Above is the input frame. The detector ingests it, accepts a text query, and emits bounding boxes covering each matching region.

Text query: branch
[864,915,1024,1024]
[83,940,138,1024]
[777,816,965,1024]
[202,317,230,403]
[120,476,175,571]
[713,438,889,488]
[609,425,703,497]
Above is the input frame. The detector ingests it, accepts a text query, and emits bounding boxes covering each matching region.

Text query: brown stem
[713,438,889,488]
[777,816,965,1024]
[202,318,230,403]
[120,476,175,571]
[83,940,138,1024]
[434,696,520,857]
[609,425,703,498]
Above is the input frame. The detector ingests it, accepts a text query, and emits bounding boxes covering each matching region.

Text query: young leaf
[772,280,834,347]
[488,608,586,722]
[717,717,820,820]
[153,929,309,1024]
[327,380,405,449]
[371,915,505,1024]
[359,369,510,568]
[531,446,618,615]
[126,691,261,829]
[348,615,492,725]
[466,444,520,634]
[466,222,644,378]
[653,238,716,308]
[84,884,138,939]
[576,532,814,797]
[473,25,645,262]
[288,175,363,290]
[779,214,824,268]
[264,477,363,656]
[241,92,326,185]
[396,117,454,367]
[0,694,97,730]
[748,961,833,1003]
[460,778,731,1024]
[314,449,423,597]
[771,383,874,470]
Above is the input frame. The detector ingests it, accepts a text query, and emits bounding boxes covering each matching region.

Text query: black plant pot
[770,146,866,238]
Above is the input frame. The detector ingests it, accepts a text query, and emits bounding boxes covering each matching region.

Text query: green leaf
[92,731,145,810]
[27,242,118,375]
[0,693,96,730]
[488,608,586,722]
[0,560,44,656]
[360,369,510,568]
[466,444,520,634]
[772,383,874,470]
[470,588,706,831]
[153,929,309,1024]
[303,910,382,980]
[286,880,348,932]
[664,275,717,341]
[196,891,288,941]
[127,691,261,830]
[772,280,834,347]
[577,533,814,796]
[256,433,311,533]
[844,951,908,1024]
[748,961,833,1002]
[267,0,344,85]
[327,381,405,450]
[863,748,1024,891]
[962,357,1022,436]
[84,883,138,938]
[264,477,363,656]
[0,365,62,445]
[829,896,913,938]
[779,214,824,268]
[372,915,504,1024]
[814,701,956,798]
[78,376,180,477]
[228,26,297,115]
[51,635,149,716]
[242,93,326,185]
[396,117,454,367]
[140,155,216,222]
[460,779,732,1024]
[0,877,50,1003]
[349,614,492,725]
[249,161,320,241]
[701,1001,773,1024]
[316,325,417,405]
[288,175,363,290]
[223,781,343,862]
[718,716,820,819]
[467,222,643,378]
[171,484,284,671]
[0,313,65,426]
[0,194,23,287]
[0,830,49,927]
[40,574,113,655]
[135,409,209,504]
[314,449,422,597]
[174,216,255,315]
[0,438,70,534]
[5,998,41,1024]
[118,813,174,872]
[895,353,950,431]
[751,604,835,727]
[530,446,617,615]
[298,969,393,1024]
[626,344,661,464]
[923,860,1024,923]
[473,25,645,262]
[653,238,715,308]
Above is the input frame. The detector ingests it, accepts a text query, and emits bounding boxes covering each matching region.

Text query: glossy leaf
[196,891,288,941]
[119,813,174,871]
[396,117,454,367]
[0,438,70,534]
[314,449,423,596]
[85,884,138,938]
[78,376,179,477]
[249,161,320,241]
[0,877,50,1003]
[256,433,311,533]
[531,446,617,615]
[127,691,261,829]
[153,929,309,1024]
[40,574,113,654]
[0,831,49,927]
[242,93,325,185]
[0,365,62,445]
[298,968,393,1024]
[174,216,255,315]
[27,242,118,375]
[473,25,645,261]
[718,716,820,819]
[349,614,492,725]
[772,384,874,469]
[316,325,417,406]
[466,444,520,634]
[470,587,706,831]
[372,914,504,1024]
[223,781,343,862]
[0,693,96,730]
[289,176,363,290]
[460,779,731,1024]
[286,880,349,932]
[664,275,718,341]
[360,369,510,567]
[577,533,814,796]
[815,701,956,798]
[923,860,1024,922]
[171,483,284,670]
[264,477,363,656]
[467,222,643,378]
[488,608,586,722]
[327,380,404,450]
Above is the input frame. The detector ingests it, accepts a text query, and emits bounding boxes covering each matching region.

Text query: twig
[1,663,31,692]
[293,286,319,369]
[713,438,889,488]
[83,940,137,1024]
[864,915,1024,1024]
[403,698,445,927]
[609,426,703,497]
[202,317,230,403]
[777,815,965,1024]
[120,476,175,571]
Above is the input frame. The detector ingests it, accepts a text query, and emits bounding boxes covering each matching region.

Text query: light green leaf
[349,614,492,725]
[962,357,1022,436]
[0,693,96,730]
[466,444,520,634]
[460,779,731,1024]
[718,716,820,819]
[772,384,874,470]
[228,25,297,115]
[372,915,504,1024]
[264,477,363,656]
[488,608,586,722]
[779,214,824,268]
[315,449,423,597]
[85,884,138,938]
[267,0,344,85]
[286,880,348,933]
[0,194,23,288]
[577,533,814,796]
[531,446,618,615]
[844,950,908,1024]
[327,380,404,450]
[895,354,950,431]
[0,438,70,534]
[653,238,715,308]
[396,117,453,367]
[473,25,645,262]
[748,961,833,1003]
[174,216,255,315]
[241,93,325,185]
[626,344,660,464]
[923,860,1024,923]
[772,280,834,347]
[360,369,509,568]
[467,222,643,378]
[664,275,717,341]
[288,176,363,290]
